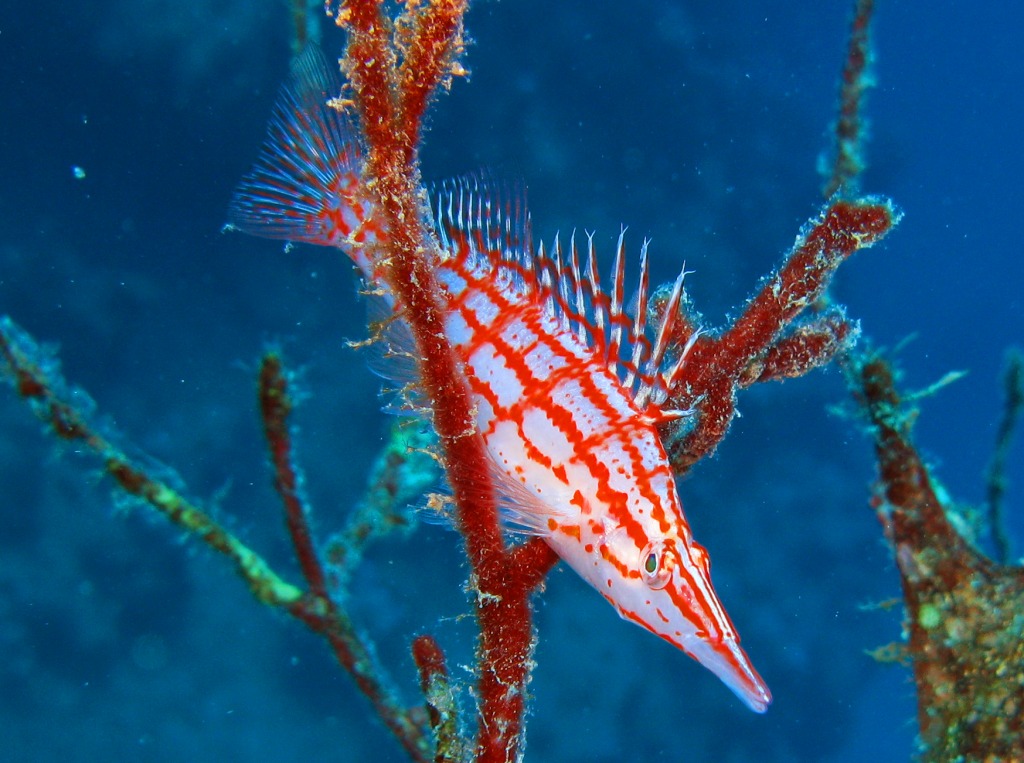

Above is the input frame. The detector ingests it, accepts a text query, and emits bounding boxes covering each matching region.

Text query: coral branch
[295,607,433,763]
[739,311,853,386]
[259,352,327,598]
[507,536,561,591]
[823,0,876,198]
[728,201,892,355]
[984,349,1023,564]
[256,350,434,761]
[396,1,467,154]
[324,421,437,593]
[662,198,899,473]
[828,3,1024,756]
[846,350,1024,761]
[412,635,466,763]
[334,1,400,155]
[0,318,300,610]
[332,3,552,760]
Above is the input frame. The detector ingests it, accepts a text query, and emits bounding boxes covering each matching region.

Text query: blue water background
[1,1,1021,760]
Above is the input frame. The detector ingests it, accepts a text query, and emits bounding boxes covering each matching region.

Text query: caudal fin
[228,47,363,248]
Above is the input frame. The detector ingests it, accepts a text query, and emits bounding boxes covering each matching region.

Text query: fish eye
[640,540,672,590]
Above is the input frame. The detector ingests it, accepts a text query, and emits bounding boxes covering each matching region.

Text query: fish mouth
[682,634,772,713]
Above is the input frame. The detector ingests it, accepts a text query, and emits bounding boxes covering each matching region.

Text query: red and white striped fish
[229,49,771,713]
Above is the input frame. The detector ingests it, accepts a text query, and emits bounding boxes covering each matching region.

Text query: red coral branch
[412,635,449,727]
[412,634,465,763]
[333,3,556,760]
[257,352,435,759]
[740,311,853,386]
[396,3,467,153]
[662,198,899,473]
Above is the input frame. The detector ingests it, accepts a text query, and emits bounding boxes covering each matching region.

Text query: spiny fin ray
[431,177,699,412]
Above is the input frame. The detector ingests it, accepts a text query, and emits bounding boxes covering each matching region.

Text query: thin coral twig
[256,351,433,762]
[824,0,875,199]
[259,352,328,598]
[412,634,466,763]
[324,420,437,593]
[984,349,1023,564]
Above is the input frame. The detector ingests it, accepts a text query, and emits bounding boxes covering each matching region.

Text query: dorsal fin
[546,232,699,412]
[431,172,532,265]
[430,177,700,413]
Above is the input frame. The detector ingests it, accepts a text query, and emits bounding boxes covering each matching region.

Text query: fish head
[606,531,772,713]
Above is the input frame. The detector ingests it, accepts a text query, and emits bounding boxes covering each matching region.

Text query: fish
[228,48,772,713]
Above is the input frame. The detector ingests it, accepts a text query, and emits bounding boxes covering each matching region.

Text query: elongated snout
[682,634,771,713]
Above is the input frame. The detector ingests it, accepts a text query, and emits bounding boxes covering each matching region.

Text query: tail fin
[228,47,363,248]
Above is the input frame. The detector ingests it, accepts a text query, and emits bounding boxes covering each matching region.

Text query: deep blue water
[1,1,1021,761]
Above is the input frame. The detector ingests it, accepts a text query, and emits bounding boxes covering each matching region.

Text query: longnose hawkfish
[228,48,771,713]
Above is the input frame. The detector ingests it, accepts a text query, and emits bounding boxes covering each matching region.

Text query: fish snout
[683,634,772,713]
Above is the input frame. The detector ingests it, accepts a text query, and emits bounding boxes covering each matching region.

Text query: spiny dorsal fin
[430,176,700,412]
[541,232,699,412]
[431,172,532,266]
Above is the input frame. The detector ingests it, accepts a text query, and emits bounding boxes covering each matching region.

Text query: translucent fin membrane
[228,46,362,247]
